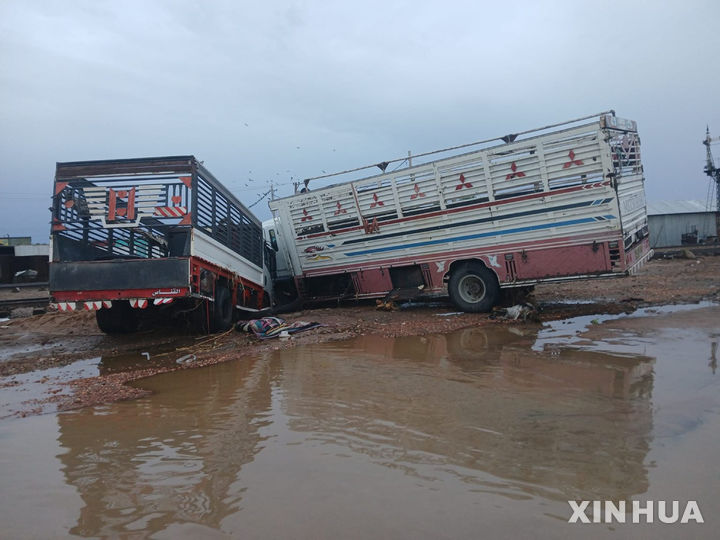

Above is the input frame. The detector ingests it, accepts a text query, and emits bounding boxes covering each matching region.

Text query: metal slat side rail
[273,121,616,208]
[195,161,260,228]
[194,174,264,268]
[273,122,612,242]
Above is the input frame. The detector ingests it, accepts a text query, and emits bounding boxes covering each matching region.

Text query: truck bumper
[50,258,190,295]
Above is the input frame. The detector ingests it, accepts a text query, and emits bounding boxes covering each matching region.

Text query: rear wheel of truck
[95,301,140,334]
[448,262,500,313]
[211,285,234,332]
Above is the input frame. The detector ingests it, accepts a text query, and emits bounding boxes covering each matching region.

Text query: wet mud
[0,303,718,538]
[0,257,719,418]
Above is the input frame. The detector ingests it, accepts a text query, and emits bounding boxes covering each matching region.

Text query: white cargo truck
[50,156,271,333]
[267,111,652,312]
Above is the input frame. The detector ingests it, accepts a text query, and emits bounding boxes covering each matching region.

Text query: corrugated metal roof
[646,200,717,215]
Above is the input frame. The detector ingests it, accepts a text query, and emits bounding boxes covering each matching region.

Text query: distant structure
[647,200,718,248]
[0,240,49,283]
[0,236,32,246]
[648,128,720,249]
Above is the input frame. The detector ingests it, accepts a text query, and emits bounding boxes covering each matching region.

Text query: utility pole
[703,126,720,212]
[704,126,720,239]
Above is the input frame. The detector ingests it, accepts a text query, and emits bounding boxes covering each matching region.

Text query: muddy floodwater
[1,305,719,539]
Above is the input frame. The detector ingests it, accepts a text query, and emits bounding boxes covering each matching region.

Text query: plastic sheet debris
[13,269,38,282]
[491,303,540,322]
[176,354,197,364]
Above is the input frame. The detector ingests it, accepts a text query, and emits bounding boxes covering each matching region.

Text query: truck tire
[95,301,140,334]
[211,285,233,332]
[188,299,210,334]
[448,262,500,313]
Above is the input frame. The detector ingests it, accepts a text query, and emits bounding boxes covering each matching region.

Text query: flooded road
[1,306,718,539]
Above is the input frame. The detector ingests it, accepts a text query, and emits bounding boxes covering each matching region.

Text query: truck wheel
[211,286,233,332]
[188,299,210,334]
[448,262,500,313]
[95,301,140,334]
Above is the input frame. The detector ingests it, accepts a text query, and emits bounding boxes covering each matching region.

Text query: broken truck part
[267,111,652,312]
[49,156,269,333]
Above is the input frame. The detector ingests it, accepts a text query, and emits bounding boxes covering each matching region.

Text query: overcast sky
[1,0,719,243]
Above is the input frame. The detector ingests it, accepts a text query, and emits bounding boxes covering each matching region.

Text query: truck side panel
[287,184,619,277]
[190,229,263,287]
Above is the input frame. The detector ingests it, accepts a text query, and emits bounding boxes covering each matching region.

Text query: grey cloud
[1,0,718,241]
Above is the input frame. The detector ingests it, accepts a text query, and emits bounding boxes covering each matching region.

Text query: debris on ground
[490,303,541,322]
[175,354,197,365]
[14,269,39,282]
[375,300,399,311]
[239,317,323,339]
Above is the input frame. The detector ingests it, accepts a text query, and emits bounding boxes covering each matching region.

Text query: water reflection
[55,325,655,537]
[280,328,654,501]
[57,357,275,537]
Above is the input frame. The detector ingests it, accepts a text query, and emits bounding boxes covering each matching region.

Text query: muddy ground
[1,256,718,417]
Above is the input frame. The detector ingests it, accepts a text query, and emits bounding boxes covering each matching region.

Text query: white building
[647,200,718,248]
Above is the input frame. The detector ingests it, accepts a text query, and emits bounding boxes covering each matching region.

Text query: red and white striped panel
[154,206,187,218]
[82,301,112,310]
[129,298,149,309]
[57,302,76,312]
[153,298,174,306]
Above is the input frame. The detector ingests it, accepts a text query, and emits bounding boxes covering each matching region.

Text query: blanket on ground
[239,317,323,339]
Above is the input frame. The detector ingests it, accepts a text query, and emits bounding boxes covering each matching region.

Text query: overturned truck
[268,111,652,311]
[49,156,268,333]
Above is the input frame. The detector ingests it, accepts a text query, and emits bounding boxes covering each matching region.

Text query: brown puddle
[0,306,718,538]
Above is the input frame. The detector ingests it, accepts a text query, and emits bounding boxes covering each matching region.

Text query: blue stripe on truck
[341,198,615,247]
[343,215,615,257]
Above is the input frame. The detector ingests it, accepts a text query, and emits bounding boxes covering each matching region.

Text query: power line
[247,188,272,209]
